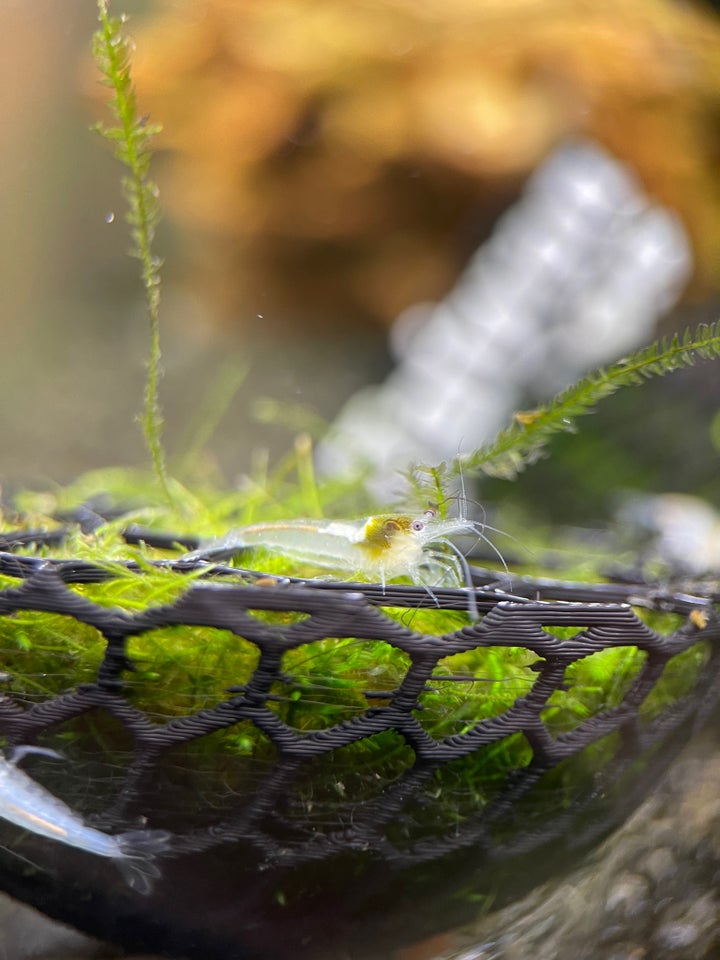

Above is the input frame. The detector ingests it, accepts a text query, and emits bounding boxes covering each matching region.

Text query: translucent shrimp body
[184,508,492,595]
[0,748,170,894]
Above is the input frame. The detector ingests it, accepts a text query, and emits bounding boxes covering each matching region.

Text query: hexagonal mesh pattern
[0,531,717,959]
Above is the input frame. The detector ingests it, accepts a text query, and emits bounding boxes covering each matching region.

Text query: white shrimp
[183,506,509,617]
[0,746,170,894]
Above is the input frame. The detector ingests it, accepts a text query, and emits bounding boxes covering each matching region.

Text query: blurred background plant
[1,0,720,526]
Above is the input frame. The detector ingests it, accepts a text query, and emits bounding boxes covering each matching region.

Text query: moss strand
[92,0,172,505]
[410,321,720,491]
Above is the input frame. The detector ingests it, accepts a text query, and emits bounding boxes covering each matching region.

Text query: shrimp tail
[181,532,246,563]
[115,829,173,895]
[7,745,64,766]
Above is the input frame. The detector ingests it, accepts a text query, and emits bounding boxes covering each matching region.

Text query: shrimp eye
[411,519,425,532]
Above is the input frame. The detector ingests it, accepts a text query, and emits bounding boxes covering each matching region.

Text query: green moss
[0,611,105,701]
[541,646,647,736]
[640,641,711,722]
[269,638,408,731]
[0,466,711,787]
[417,647,538,738]
[125,625,260,718]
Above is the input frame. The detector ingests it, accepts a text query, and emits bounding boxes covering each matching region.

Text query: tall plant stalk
[92,0,171,504]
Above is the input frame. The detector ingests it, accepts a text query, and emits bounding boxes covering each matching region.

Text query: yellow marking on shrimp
[359,516,411,558]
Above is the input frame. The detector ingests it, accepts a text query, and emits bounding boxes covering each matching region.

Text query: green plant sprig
[92,1,171,505]
[411,321,720,491]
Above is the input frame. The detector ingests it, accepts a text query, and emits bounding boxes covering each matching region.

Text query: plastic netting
[0,523,718,960]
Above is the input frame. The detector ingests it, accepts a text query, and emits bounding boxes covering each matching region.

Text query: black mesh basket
[0,526,717,960]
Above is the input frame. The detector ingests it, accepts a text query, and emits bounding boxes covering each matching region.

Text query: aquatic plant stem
[92,0,172,506]
[412,321,720,489]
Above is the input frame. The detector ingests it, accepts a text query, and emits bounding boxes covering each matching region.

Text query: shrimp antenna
[436,536,480,620]
[450,452,526,560]
[476,528,511,577]
[470,519,530,556]
[458,454,468,521]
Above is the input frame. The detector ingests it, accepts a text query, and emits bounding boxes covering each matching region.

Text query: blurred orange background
[1,0,719,488]
[127,0,720,330]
